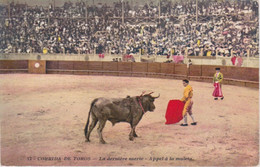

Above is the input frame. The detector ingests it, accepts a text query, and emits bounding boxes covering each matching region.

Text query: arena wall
[0,60,258,88]
[0,60,28,73]
[28,60,46,74]
[118,62,132,77]
[175,64,188,76]
[189,65,202,76]
[160,63,174,74]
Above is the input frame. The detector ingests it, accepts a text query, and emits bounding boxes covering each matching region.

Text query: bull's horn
[140,91,146,97]
[147,92,154,95]
[153,93,160,99]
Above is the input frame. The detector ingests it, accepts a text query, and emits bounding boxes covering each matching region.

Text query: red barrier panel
[103,62,118,71]
[88,61,103,70]
[58,61,74,70]
[226,67,258,82]
[161,63,174,74]
[0,60,28,69]
[46,61,58,69]
[28,60,46,74]
[73,61,89,70]
[201,65,227,77]
[189,65,202,76]
[132,62,148,73]
[174,64,187,76]
[118,62,132,71]
[148,63,161,73]
[201,65,258,82]
[0,60,258,88]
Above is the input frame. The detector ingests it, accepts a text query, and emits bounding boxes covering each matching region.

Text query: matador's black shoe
[221,97,224,100]
[191,122,197,125]
[180,123,188,126]
[214,98,218,100]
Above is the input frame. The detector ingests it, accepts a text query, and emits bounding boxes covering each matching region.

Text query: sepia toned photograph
[0,0,259,166]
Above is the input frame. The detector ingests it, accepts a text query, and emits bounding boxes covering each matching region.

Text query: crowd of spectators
[0,0,258,58]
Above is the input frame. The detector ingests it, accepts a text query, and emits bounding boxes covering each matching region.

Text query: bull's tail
[84,99,98,137]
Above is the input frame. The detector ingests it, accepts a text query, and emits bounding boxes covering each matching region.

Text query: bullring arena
[0,60,259,166]
[0,0,259,166]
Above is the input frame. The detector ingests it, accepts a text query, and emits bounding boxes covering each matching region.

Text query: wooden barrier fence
[0,60,258,88]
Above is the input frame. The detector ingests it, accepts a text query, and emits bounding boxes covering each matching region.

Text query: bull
[84,92,160,144]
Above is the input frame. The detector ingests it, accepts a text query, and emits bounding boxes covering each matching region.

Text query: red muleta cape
[165,100,185,124]
[212,83,223,97]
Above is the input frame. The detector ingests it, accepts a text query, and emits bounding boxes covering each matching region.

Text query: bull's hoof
[100,140,106,144]
[133,134,138,137]
[85,139,90,142]
[129,137,134,141]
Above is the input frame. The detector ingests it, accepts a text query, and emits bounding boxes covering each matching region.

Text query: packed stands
[0,0,258,59]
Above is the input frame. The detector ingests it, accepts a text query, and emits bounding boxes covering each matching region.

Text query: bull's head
[138,92,160,112]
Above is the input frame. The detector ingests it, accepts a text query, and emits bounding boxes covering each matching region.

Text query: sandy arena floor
[0,74,259,166]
